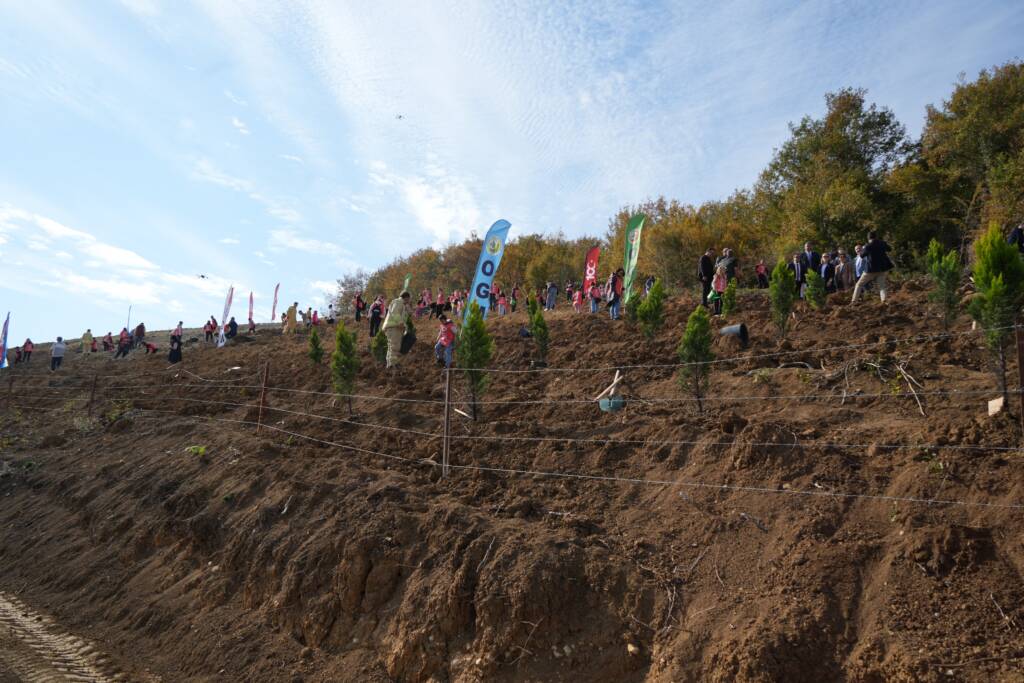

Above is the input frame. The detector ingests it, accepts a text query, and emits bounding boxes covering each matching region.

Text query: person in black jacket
[852,231,894,302]
[698,248,715,306]
[819,253,836,293]
[1008,222,1024,254]
[787,253,806,297]
[800,242,820,273]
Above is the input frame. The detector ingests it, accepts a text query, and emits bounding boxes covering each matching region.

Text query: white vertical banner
[217,285,234,348]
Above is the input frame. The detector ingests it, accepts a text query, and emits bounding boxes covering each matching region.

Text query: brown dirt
[2,280,1024,682]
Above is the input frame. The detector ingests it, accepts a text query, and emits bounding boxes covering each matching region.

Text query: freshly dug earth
[2,281,1024,681]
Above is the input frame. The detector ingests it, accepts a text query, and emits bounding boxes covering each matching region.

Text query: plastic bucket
[599,395,626,413]
[719,323,749,348]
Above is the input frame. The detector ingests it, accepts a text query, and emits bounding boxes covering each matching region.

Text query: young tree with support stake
[456,300,494,420]
[637,278,666,339]
[308,328,324,364]
[331,322,359,416]
[926,239,963,329]
[677,305,715,413]
[968,223,1024,403]
[529,304,549,366]
[769,260,797,337]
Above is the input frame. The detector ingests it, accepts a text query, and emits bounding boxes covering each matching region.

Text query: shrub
[769,260,796,337]
[636,278,666,338]
[926,239,963,329]
[456,301,494,420]
[804,270,825,310]
[331,322,360,415]
[677,306,715,413]
[308,328,324,364]
[530,305,550,363]
[968,223,1024,401]
[721,279,737,318]
[370,328,388,365]
[624,290,640,322]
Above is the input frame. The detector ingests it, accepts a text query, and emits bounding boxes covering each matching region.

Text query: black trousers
[50,356,63,371]
[701,279,712,306]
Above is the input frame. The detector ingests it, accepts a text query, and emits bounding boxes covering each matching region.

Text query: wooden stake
[1016,326,1024,435]
[87,375,98,416]
[256,361,270,435]
[442,368,452,478]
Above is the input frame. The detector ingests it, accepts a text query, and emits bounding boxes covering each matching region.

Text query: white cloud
[219,237,240,245]
[224,89,247,106]
[368,162,480,245]
[79,242,158,270]
[231,116,251,135]
[279,154,303,164]
[118,0,160,18]
[190,158,253,192]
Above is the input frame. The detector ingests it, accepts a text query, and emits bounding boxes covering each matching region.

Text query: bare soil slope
[2,281,1023,681]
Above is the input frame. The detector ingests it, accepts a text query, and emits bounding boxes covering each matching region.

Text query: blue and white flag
[465,219,511,321]
[0,312,8,370]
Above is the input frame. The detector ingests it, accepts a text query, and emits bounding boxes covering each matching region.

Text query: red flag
[271,283,280,321]
[248,292,254,321]
[582,246,601,292]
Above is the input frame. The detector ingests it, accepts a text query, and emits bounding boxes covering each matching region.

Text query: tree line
[334,62,1024,311]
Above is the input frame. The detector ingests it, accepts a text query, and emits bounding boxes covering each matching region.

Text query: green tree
[308,328,324,365]
[968,223,1024,401]
[331,323,360,415]
[926,239,963,328]
[919,63,1024,241]
[456,301,494,420]
[769,261,797,336]
[804,270,826,310]
[755,88,912,253]
[530,305,550,364]
[624,289,640,322]
[370,330,388,366]
[720,279,737,318]
[677,306,715,413]
[637,278,666,338]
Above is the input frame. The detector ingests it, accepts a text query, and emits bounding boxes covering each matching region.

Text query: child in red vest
[434,315,456,368]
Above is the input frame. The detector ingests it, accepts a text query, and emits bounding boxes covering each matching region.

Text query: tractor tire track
[0,592,129,682]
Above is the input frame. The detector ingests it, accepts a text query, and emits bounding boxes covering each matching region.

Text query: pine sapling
[370,329,388,365]
[530,305,550,364]
[926,239,962,329]
[636,278,666,339]
[677,305,715,413]
[968,223,1024,402]
[804,270,825,310]
[331,322,359,415]
[721,279,737,319]
[455,300,494,420]
[769,260,796,337]
[308,328,324,365]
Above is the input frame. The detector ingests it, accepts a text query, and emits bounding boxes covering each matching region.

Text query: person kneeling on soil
[434,314,456,368]
[226,317,238,340]
[383,291,413,369]
[143,341,159,355]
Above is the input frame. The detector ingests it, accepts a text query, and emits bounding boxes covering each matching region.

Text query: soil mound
[2,284,1023,681]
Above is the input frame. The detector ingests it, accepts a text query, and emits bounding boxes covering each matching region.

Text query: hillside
[1,282,1023,682]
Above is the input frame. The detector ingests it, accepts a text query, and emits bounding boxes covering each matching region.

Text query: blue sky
[1,0,1022,343]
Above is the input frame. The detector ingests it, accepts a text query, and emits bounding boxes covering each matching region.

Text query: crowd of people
[5,230,902,374]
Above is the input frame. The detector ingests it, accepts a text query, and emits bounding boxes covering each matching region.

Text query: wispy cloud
[279,154,303,164]
[224,89,247,106]
[219,237,240,245]
[231,116,250,135]
[190,158,252,192]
